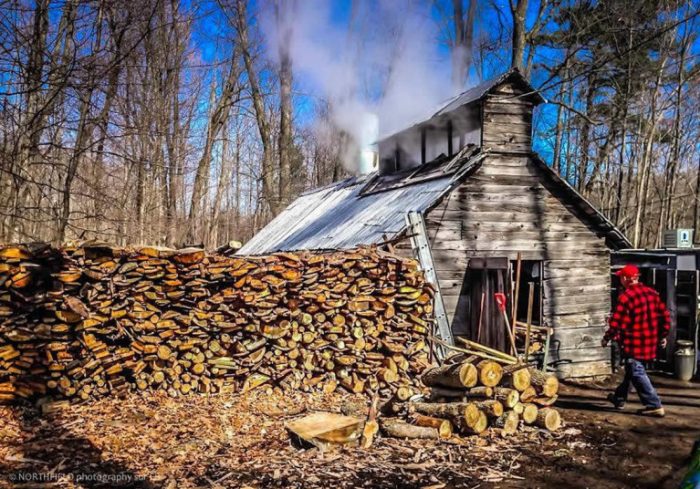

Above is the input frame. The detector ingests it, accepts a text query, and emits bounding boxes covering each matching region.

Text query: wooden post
[524,282,534,361]
[511,253,522,347]
[476,292,485,343]
[447,119,453,157]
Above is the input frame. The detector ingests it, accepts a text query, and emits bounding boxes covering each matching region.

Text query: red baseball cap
[615,264,640,279]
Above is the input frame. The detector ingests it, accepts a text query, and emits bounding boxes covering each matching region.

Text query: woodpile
[381,344,562,439]
[0,243,434,404]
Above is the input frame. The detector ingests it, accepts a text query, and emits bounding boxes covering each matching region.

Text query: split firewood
[0,244,435,404]
[512,402,525,415]
[519,386,537,402]
[528,368,559,397]
[380,418,438,439]
[493,411,519,436]
[493,387,520,409]
[521,403,538,424]
[395,385,414,401]
[535,407,561,431]
[409,413,452,439]
[360,395,380,448]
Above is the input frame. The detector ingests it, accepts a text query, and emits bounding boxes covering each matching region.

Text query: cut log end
[410,413,453,439]
[494,387,520,409]
[522,403,538,424]
[503,366,532,392]
[476,360,503,387]
[494,411,519,436]
[535,407,561,432]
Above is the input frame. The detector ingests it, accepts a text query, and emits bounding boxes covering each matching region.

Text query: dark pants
[612,358,662,408]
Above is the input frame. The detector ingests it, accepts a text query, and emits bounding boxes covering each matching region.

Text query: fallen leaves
[0,389,586,489]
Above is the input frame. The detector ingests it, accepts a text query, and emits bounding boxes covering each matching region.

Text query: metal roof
[377,68,546,143]
[238,151,484,255]
[239,149,632,255]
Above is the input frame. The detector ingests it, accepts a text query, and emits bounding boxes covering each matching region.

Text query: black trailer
[612,249,699,375]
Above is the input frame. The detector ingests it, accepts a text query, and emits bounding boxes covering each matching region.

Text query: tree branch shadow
[0,405,153,488]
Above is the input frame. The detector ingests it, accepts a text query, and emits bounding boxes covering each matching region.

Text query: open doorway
[452,257,511,353]
[512,260,543,326]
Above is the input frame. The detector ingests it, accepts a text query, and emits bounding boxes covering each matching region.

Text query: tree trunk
[450,0,476,90]
[510,0,529,70]
[236,0,275,217]
[276,0,294,212]
[633,57,667,247]
[209,131,233,247]
[188,50,240,243]
[577,74,596,192]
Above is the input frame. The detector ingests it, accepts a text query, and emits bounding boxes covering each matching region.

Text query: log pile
[0,243,434,404]
[381,345,562,439]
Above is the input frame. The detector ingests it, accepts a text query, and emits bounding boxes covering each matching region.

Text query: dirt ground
[517,372,700,489]
[0,371,698,489]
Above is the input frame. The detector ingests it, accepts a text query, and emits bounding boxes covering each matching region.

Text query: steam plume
[261,0,455,173]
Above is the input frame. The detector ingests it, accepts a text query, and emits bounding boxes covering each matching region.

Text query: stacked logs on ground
[381,349,562,440]
[0,242,435,404]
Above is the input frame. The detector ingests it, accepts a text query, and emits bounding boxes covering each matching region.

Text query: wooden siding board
[555,361,611,378]
[426,153,612,378]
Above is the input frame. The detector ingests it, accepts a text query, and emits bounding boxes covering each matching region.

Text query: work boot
[637,406,665,417]
[606,393,625,410]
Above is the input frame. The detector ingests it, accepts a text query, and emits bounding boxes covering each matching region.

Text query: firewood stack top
[0,243,434,404]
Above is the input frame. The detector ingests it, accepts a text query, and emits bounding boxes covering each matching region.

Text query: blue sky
[185,0,699,171]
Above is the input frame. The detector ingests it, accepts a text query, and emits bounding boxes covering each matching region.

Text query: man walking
[602,264,670,417]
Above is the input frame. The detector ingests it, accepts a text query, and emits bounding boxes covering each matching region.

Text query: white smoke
[260,0,454,173]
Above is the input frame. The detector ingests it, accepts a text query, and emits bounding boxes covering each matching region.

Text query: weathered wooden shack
[239,69,631,378]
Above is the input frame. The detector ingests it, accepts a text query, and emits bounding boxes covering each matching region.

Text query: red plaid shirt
[605,283,670,360]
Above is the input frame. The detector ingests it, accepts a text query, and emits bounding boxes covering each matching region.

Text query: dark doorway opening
[512,260,543,326]
[453,257,510,352]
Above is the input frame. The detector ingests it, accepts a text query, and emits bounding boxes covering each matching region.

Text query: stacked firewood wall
[0,243,434,404]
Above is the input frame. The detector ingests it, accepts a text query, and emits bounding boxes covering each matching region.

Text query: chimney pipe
[357,112,379,175]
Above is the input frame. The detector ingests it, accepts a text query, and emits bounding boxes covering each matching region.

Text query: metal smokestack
[357,112,379,175]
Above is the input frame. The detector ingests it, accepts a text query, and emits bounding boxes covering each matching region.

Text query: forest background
[0,0,698,250]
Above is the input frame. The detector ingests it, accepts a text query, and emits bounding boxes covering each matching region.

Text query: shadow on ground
[0,406,152,489]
